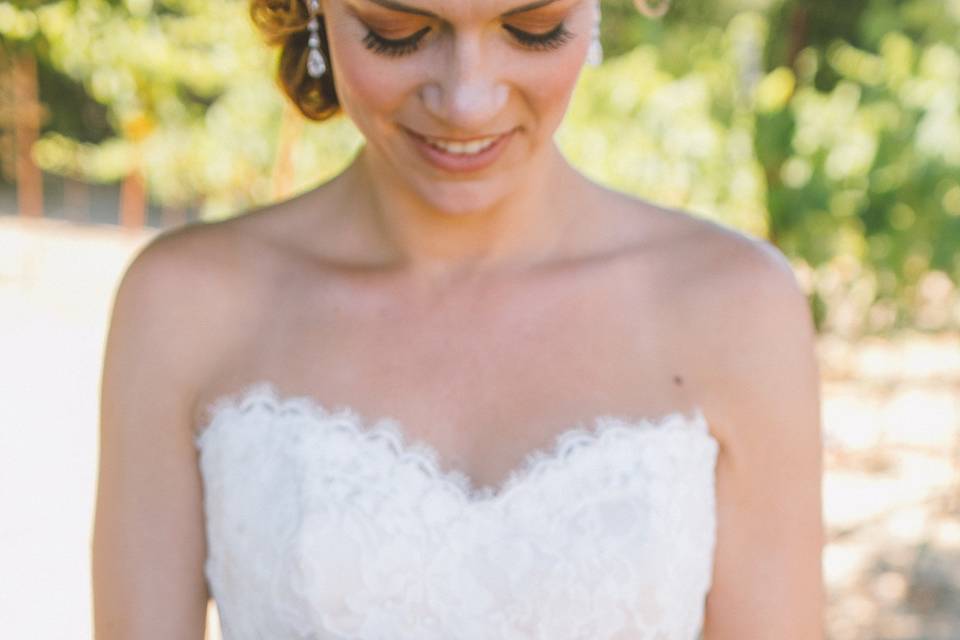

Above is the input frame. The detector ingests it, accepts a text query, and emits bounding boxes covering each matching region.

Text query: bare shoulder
[107,212,270,422]
[632,204,820,435]
[639,207,825,636]
[95,213,277,637]
[644,203,802,302]
[672,211,819,415]
[647,206,814,367]
[668,223,826,636]
[118,216,251,341]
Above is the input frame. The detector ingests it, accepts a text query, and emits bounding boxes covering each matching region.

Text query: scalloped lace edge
[196,379,718,504]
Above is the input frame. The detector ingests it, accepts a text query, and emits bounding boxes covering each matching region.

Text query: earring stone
[586,1,603,66]
[305,0,327,78]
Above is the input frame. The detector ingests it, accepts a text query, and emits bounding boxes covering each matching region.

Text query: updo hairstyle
[249,0,341,121]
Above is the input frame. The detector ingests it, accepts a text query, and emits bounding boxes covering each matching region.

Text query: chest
[203,262,702,490]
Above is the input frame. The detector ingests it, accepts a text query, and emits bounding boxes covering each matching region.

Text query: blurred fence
[0,176,197,228]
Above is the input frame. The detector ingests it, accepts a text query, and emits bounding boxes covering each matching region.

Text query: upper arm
[699,239,825,639]
[92,226,228,639]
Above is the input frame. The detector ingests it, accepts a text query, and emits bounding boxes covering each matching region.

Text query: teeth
[423,134,501,155]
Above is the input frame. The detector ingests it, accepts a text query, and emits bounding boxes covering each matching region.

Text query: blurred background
[1,0,959,637]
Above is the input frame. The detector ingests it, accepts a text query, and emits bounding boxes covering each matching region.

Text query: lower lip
[405,127,516,173]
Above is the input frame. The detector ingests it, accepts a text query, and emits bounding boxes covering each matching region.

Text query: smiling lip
[403,126,517,173]
[403,126,514,143]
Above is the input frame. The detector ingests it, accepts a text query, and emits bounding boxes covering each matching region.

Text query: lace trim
[195,379,717,505]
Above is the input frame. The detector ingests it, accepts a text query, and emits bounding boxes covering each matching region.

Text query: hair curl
[249,0,341,121]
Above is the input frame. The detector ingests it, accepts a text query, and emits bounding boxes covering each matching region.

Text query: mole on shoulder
[672,375,684,386]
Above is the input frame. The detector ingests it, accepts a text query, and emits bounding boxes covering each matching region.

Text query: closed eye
[361,21,576,57]
[502,23,574,51]
[362,26,432,57]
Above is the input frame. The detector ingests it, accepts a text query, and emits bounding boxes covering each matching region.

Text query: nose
[420,32,509,132]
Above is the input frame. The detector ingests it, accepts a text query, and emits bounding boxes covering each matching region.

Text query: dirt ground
[1,216,957,639]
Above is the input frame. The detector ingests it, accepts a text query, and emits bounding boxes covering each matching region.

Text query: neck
[339,139,587,286]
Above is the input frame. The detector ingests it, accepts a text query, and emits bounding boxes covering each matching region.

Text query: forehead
[356,0,568,20]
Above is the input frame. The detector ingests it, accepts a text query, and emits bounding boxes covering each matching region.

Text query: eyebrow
[362,0,562,18]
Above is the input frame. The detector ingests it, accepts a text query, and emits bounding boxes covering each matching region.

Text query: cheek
[512,50,586,126]
[534,58,583,106]
[325,17,413,120]
[504,10,592,121]
[337,50,411,114]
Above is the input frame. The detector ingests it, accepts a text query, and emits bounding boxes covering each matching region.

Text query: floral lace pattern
[195,381,720,640]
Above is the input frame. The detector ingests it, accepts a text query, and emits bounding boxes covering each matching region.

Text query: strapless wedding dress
[195,381,719,640]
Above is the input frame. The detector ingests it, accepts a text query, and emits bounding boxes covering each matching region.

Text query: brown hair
[249,0,340,121]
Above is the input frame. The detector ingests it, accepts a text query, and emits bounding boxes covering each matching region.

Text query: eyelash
[361,22,575,58]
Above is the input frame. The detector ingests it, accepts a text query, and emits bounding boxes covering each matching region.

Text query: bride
[92,0,825,637]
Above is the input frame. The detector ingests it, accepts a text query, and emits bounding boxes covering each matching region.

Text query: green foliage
[2,0,362,211]
[757,22,960,333]
[557,19,770,238]
[3,0,959,334]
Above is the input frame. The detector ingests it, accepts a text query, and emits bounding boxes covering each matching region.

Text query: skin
[92,0,826,637]
[323,0,602,280]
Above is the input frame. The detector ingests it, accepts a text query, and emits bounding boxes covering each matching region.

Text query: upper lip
[404,126,515,143]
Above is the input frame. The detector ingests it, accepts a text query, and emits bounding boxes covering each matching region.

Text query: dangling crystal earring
[586,1,603,66]
[305,0,327,79]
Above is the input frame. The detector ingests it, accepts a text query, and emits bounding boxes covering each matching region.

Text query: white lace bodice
[195,381,720,640]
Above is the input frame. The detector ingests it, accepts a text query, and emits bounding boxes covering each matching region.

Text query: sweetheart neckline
[195,379,717,504]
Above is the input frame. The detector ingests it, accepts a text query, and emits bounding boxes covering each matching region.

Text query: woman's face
[321,0,595,215]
